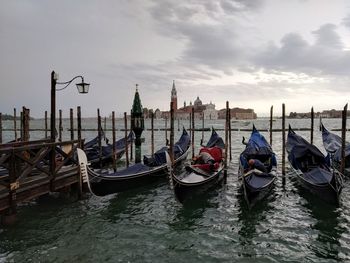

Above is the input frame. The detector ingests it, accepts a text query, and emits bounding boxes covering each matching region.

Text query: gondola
[238,125,277,207]
[320,122,350,173]
[171,128,225,202]
[84,132,134,168]
[287,125,343,204]
[77,128,191,196]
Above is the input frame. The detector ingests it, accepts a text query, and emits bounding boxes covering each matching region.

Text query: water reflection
[236,189,274,258]
[301,192,344,261]
[169,189,221,231]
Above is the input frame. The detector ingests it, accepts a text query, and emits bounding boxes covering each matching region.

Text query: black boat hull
[172,167,225,203]
[242,176,275,206]
[89,166,168,196]
[289,167,341,204]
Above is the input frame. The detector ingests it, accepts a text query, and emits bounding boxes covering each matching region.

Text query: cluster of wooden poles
[0,103,348,175]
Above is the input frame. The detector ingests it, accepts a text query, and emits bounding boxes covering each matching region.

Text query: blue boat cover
[206,128,225,148]
[245,173,275,189]
[287,126,329,171]
[302,167,333,184]
[143,128,191,166]
[101,163,153,177]
[86,132,134,161]
[321,123,343,154]
[333,144,350,163]
[240,125,277,170]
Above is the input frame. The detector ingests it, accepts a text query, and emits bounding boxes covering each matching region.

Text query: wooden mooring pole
[112,111,117,172]
[70,108,74,140]
[229,107,232,161]
[341,103,348,175]
[191,107,195,159]
[282,103,286,178]
[170,102,175,164]
[270,106,273,146]
[224,101,229,177]
[165,116,168,146]
[45,111,48,138]
[201,112,204,145]
[77,106,82,148]
[13,108,17,140]
[20,111,23,140]
[0,113,2,144]
[97,109,102,167]
[124,112,129,168]
[59,109,62,142]
[310,107,314,145]
[151,112,154,155]
[23,107,30,141]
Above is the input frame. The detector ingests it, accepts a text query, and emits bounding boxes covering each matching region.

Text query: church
[169,81,218,120]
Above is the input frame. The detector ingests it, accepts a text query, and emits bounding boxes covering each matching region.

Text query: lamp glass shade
[76,82,90,94]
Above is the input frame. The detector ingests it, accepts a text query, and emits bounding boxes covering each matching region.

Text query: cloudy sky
[1,0,350,118]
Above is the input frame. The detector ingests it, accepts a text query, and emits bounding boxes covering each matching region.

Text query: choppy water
[0,118,350,262]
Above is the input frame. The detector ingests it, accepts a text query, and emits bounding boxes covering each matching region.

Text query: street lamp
[50,70,90,141]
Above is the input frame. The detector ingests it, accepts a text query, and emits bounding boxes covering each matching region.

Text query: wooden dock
[0,138,83,223]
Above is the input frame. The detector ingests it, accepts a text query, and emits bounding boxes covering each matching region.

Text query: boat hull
[291,167,341,204]
[172,166,225,203]
[89,166,168,196]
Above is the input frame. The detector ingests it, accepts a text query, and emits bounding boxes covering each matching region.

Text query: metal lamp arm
[56,75,84,91]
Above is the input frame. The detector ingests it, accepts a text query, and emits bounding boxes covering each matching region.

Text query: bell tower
[171,80,177,112]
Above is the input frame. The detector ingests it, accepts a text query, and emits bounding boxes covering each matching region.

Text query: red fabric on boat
[192,162,220,171]
[199,146,222,162]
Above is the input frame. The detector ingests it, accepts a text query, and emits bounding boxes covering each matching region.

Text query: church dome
[194,96,202,106]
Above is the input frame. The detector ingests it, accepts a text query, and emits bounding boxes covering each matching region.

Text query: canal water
[0,118,349,262]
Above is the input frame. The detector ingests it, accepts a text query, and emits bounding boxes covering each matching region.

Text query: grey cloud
[253,24,350,76]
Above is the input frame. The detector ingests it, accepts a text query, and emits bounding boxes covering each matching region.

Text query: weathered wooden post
[178,118,180,132]
[311,107,314,145]
[124,112,129,168]
[170,102,175,165]
[44,111,48,138]
[59,109,62,142]
[77,106,82,148]
[70,108,74,140]
[22,107,30,141]
[228,107,232,161]
[341,103,348,174]
[191,107,195,159]
[151,112,155,155]
[20,111,23,140]
[201,112,204,145]
[131,85,145,163]
[104,116,107,133]
[282,103,286,177]
[112,111,117,172]
[13,108,17,141]
[165,116,168,146]
[270,106,273,146]
[97,109,102,167]
[0,113,2,144]
[224,101,229,176]
[189,112,192,139]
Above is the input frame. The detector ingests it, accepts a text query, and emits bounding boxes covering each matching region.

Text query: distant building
[289,109,349,118]
[218,108,257,119]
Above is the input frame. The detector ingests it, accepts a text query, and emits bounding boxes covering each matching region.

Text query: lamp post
[50,70,89,142]
[131,84,144,163]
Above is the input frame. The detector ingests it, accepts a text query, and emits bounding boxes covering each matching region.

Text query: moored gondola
[84,132,134,168]
[171,128,225,202]
[77,128,191,196]
[320,122,350,174]
[238,125,277,207]
[287,125,343,204]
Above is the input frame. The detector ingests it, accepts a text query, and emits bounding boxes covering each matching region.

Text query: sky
[1,0,350,118]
